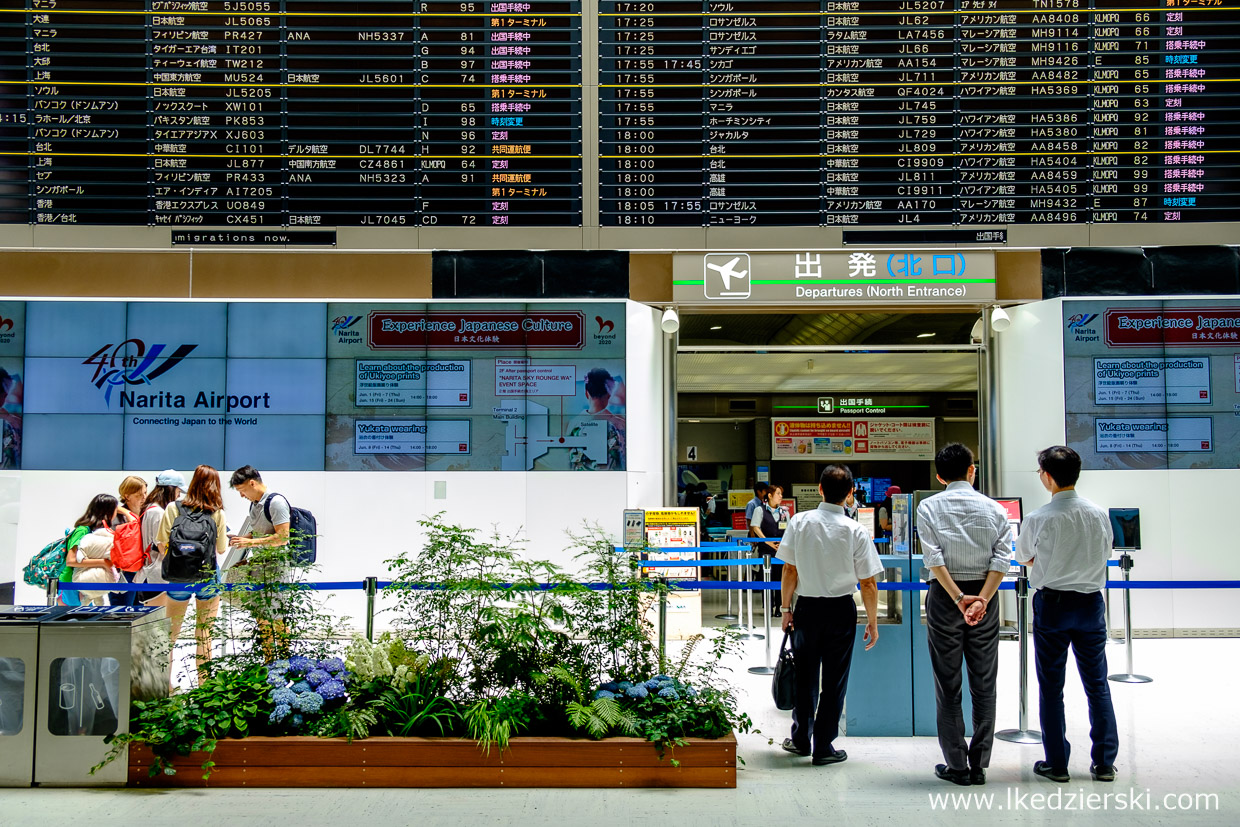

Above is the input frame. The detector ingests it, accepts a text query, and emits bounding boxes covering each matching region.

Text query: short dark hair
[935,443,974,482]
[819,465,853,505]
[229,465,262,488]
[584,368,612,399]
[1038,445,1081,488]
[752,482,769,498]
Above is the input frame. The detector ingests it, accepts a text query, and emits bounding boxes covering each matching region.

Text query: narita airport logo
[331,314,363,344]
[84,339,271,411]
[1067,312,1100,342]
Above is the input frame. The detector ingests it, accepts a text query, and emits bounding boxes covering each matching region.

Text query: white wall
[6,301,668,622]
[997,298,1240,633]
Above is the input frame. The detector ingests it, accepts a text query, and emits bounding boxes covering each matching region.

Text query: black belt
[1038,587,1100,603]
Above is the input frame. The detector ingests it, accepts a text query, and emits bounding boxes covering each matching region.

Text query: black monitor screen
[1110,509,1142,550]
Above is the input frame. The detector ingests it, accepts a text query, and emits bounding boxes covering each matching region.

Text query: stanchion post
[729,554,757,638]
[748,554,775,675]
[364,576,378,642]
[657,575,668,674]
[997,565,1041,744]
[46,578,58,607]
[1109,553,1152,683]
[716,544,737,621]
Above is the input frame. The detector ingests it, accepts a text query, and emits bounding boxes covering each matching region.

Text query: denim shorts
[165,571,222,602]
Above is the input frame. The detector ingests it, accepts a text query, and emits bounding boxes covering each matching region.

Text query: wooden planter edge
[128,733,737,789]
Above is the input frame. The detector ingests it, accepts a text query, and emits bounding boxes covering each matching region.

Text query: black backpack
[162,506,218,583]
[264,493,317,566]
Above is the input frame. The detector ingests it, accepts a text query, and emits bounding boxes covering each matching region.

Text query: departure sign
[599,1,1240,227]
[0,1,583,227]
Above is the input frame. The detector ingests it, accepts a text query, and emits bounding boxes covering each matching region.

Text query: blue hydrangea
[269,703,291,723]
[288,655,315,673]
[600,682,620,693]
[319,657,346,675]
[593,689,616,700]
[305,669,331,687]
[624,684,648,699]
[684,686,698,698]
[294,691,324,714]
[644,679,662,690]
[317,680,346,701]
[272,687,297,707]
[266,671,288,687]
[290,680,312,694]
[657,679,674,689]
[291,714,305,728]
[653,674,670,682]
[657,687,680,700]
[616,681,633,691]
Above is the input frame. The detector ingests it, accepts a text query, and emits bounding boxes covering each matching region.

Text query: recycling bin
[0,605,68,786]
[34,605,167,786]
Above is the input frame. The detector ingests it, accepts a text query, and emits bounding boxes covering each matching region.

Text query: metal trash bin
[34,605,167,786]
[0,605,68,786]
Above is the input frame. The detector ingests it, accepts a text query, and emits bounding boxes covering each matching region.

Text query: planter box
[128,734,736,789]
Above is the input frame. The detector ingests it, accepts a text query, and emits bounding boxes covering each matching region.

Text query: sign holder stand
[996,566,1041,744]
[1108,553,1152,684]
[747,554,775,675]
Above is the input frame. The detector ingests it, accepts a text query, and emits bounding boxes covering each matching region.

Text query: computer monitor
[993,497,1023,523]
[1110,508,1141,550]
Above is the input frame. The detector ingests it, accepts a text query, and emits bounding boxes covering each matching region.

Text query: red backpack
[111,510,149,573]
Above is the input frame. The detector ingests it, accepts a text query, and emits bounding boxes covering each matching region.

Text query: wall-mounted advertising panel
[1064,300,1240,470]
[771,418,935,462]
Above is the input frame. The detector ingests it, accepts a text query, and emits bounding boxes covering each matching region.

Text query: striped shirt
[915,481,1013,582]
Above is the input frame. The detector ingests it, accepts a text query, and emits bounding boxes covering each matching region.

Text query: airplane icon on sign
[703,253,752,299]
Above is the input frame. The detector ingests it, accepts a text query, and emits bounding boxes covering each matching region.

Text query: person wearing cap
[877,485,902,538]
[915,443,1013,787]
[135,469,185,608]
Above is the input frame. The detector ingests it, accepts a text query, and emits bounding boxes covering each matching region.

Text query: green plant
[544,666,638,739]
[379,673,461,737]
[196,664,273,739]
[463,690,538,755]
[94,694,214,779]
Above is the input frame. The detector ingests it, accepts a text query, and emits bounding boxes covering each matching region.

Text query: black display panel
[0,1,583,227]
[599,1,1240,227]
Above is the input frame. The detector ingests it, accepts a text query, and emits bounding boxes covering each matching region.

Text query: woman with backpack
[155,464,228,682]
[109,475,148,607]
[64,494,121,606]
[133,469,185,608]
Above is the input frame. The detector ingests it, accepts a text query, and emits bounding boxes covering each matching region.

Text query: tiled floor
[3,630,1235,826]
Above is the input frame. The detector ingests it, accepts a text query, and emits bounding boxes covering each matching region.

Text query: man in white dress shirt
[1017,445,1119,785]
[778,464,882,765]
[916,443,1013,787]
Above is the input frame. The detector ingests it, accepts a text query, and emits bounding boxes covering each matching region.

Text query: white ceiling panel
[676,352,978,394]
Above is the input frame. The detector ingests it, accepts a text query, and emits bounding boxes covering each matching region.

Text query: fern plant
[544,665,639,739]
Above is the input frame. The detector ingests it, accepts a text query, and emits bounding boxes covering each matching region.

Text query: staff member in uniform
[916,443,1013,787]
[778,465,882,766]
[1017,445,1119,784]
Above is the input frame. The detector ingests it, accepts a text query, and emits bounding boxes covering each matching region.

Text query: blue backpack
[265,493,317,566]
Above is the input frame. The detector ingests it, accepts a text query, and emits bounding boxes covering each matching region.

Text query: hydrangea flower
[269,659,290,674]
[644,679,662,690]
[617,681,633,691]
[625,684,648,699]
[272,687,297,707]
[291,714,305,728]
[290,680,312,694]
[685,686,698,698]
[653,674,670,682]
[288,655,315,673]
[305,668,331,687]
[594,689,616,700]
[317,680,346,701]
[657,687,680,700]
[294,691,324,714]
[266,671,288,687]
[319,657,346,675]
[269,703,291,723]
[601,682,619,693]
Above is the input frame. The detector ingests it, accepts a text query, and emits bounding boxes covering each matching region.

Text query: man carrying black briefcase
[778,464,882,766]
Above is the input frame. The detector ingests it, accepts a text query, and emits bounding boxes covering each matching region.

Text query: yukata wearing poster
[567,367,626,471]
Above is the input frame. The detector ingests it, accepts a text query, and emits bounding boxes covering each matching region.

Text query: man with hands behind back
[915,443,1013,787]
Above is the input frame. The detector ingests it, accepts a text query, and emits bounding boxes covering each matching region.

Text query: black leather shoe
[970,768,986,786]
[1090,764,1116,782]
[812,750,847,766]
[780,738,809,757]
[1034,761,1070,783]
[935,764,971,786]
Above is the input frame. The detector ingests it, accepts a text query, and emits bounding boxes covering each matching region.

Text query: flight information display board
[599,1,1240,227]
[2,2,1238,230]
[0,1,583,227]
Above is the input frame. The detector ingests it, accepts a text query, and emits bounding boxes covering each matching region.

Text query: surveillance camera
[661,307,680,334]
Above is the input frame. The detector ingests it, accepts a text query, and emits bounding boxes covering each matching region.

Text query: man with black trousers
[1018,445,1119,784]
[916,443,1013,786]
[778,464,882,765]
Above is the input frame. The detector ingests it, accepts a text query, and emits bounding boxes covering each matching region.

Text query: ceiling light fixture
[916,332,936,338]
[710,325,722,330]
